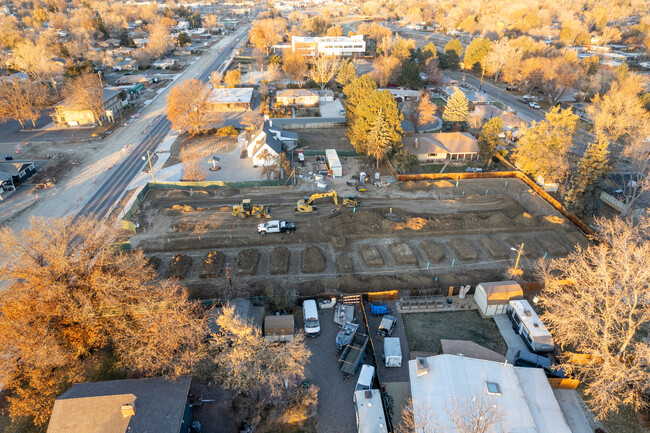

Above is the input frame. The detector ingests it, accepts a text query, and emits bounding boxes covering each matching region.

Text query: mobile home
[507,300,554,353]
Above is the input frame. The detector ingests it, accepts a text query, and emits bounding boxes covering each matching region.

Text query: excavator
[232,199,272,219]
[296,191,359,213]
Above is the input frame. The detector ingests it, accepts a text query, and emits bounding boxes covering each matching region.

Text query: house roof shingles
[46,376,191,433]
[276,89,318,99]
[403,132,478,155]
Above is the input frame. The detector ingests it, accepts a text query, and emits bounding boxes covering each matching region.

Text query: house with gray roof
[246,120,299,167]
[403,132,479,161]
[46,376,193,433]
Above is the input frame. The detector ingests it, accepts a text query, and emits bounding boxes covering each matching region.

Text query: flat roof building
[207,87,254,110]
[292,35,366,57]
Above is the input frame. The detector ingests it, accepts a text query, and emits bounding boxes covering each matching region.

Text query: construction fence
[300,149,359,157]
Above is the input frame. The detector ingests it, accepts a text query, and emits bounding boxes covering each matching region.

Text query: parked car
[529,102,541,109]
[514,350,566,378]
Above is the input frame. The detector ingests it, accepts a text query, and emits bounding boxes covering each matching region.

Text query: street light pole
[513,243,524,271]
[142,151,156,188]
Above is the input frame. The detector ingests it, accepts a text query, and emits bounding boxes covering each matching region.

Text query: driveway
[319,99,345,118]
[493,314,528,362]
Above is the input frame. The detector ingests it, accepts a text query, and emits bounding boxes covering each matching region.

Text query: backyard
[401,310,507,355]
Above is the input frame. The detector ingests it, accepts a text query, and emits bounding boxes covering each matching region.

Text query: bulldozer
[296,191,359,213]
[232,199,272,219]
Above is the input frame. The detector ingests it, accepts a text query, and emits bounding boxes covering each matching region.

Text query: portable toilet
[474,281,523,317]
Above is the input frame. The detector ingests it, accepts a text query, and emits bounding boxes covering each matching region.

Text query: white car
[529,102,541,109]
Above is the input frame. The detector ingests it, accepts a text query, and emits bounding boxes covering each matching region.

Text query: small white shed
[325,148,342,178]
[474,281,523,317]
[264,315,294,342]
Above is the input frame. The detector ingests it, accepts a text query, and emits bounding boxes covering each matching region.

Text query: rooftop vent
[524,309,532,317]
[416,357,429,376]
[121,401,136,418]
[365,390,373,400]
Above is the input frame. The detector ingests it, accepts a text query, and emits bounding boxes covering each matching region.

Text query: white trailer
[507,299,555,353]
[354,389,387,433]
[325,149,342,178]
[383,337,402,367]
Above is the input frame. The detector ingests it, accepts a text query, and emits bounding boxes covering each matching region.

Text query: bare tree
[210,71,223,88]
[539,216,650,418]
[372,54,400,87]
[0,78,49,128]
[145,17,175,58]
[446,396,504,433]
[181,146,207,181]
[224,69,241,88]
[403,92,437,133]
[249,18,287,55]
[397,398,441,433]
[209,304,311,398]
[282,49,308,87]
[309,53,341,90]
[0,217,206,425]
[10,39,63,88]
[166,79,212,135]
[62,72,105,126]
[483,38,519,82]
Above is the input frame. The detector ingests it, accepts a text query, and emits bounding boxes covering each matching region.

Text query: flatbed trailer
[339,332,369,376]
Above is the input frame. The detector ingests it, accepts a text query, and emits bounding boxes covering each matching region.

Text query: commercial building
[291,35,366,57]
[207,87,255,110]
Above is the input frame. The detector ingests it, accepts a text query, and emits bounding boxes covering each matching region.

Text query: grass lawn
[419,164,444,173]
[602,405,649,433]
[401,310,507,355]
[432,97,447,106]
[441,165,470,173]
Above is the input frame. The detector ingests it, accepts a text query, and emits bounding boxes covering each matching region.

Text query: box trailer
[383,337,402,367]
[325,148,342,178]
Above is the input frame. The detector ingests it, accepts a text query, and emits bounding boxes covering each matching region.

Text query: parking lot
[304,299,411,433]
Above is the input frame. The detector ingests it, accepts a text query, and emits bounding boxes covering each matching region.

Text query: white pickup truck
[257,220,296,234]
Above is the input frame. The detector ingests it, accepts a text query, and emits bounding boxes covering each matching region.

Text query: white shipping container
[325,149,342,178]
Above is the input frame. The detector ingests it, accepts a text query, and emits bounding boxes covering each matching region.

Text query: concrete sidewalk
[493,314,528,362]
[553,389,595,433]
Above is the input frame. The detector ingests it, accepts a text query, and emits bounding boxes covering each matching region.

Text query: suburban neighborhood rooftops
[276,89,318,98]
[408,354,571,433]
[403,132,478,155]
[46,376,191,433]
[207,87,254,105]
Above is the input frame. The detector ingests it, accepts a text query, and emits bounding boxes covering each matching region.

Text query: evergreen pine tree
[366,108,392,169]
[565,139,610,216]
[442,89,469,127]
[336,59,357,87]
[478,117,504,163]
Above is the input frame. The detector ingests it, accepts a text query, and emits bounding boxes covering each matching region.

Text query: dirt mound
[359,245,384,267]
[394,217,428,231]
[388,243,418,265]
[270,247,290,275]
[542,215,565,225]
[216,188,240,197]
[512,212,536,226]
[336,254,353,273]
[328,210,386,237]
[301,246,325,273]
[484,212,512,229]
[166,190,190,199]
[450,239,478,261]
[237,249,260,275]
[171,204,195,213]
[421,240,445,263]
[427,216,459,232]
[478,237,509,259]
[146,255,162,271]
[534,234,567,256]
[166,254,192,279]
[200,250,224,278]
[400,181,433,192]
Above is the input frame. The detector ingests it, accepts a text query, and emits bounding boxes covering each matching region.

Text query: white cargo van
[383,337,402,367]
[303,299,320,337]
[355,364,375,392]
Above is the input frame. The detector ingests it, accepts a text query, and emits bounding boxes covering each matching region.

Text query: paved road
[77,26,251,219]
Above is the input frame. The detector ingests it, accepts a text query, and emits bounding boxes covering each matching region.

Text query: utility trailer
[339,333,369,377]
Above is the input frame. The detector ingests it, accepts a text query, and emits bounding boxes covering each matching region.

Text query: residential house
[408,354,572,433]
[291,35,366,57]
[114,58,137,71]
[0,162,36,186]
[46,376,193,433]
[111,47,135,62]
[402,132,479,161]
[472,105,529,130]
[317,89,334,102]
[153,58,180,70]
[207,87,254,110]
[115,74,152,87]
[246,120,298,167]
[276,89,319,106]
[570,103,591,123]
[52,88,123,127]
[381,87,420,102]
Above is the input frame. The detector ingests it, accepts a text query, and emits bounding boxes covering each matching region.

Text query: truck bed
[339,333,369,376]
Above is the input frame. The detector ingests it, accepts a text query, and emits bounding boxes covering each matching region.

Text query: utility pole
[142,151,156,188]
[512,243,525,271]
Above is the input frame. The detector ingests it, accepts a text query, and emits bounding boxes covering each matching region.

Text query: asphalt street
[77,26,251,219]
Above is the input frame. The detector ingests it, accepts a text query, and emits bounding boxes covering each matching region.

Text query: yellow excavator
[296,191,359,213]
[232,199,272,219]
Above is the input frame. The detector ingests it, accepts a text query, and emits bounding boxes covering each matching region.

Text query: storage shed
[325,148,342,178]
[264,315,294,342]
[474,281,523,317]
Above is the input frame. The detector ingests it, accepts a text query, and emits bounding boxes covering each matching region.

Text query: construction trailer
[325,148,342,178]
[264,315,295,342]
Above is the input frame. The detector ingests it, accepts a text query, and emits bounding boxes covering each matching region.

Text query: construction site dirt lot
[129,178,591,299]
